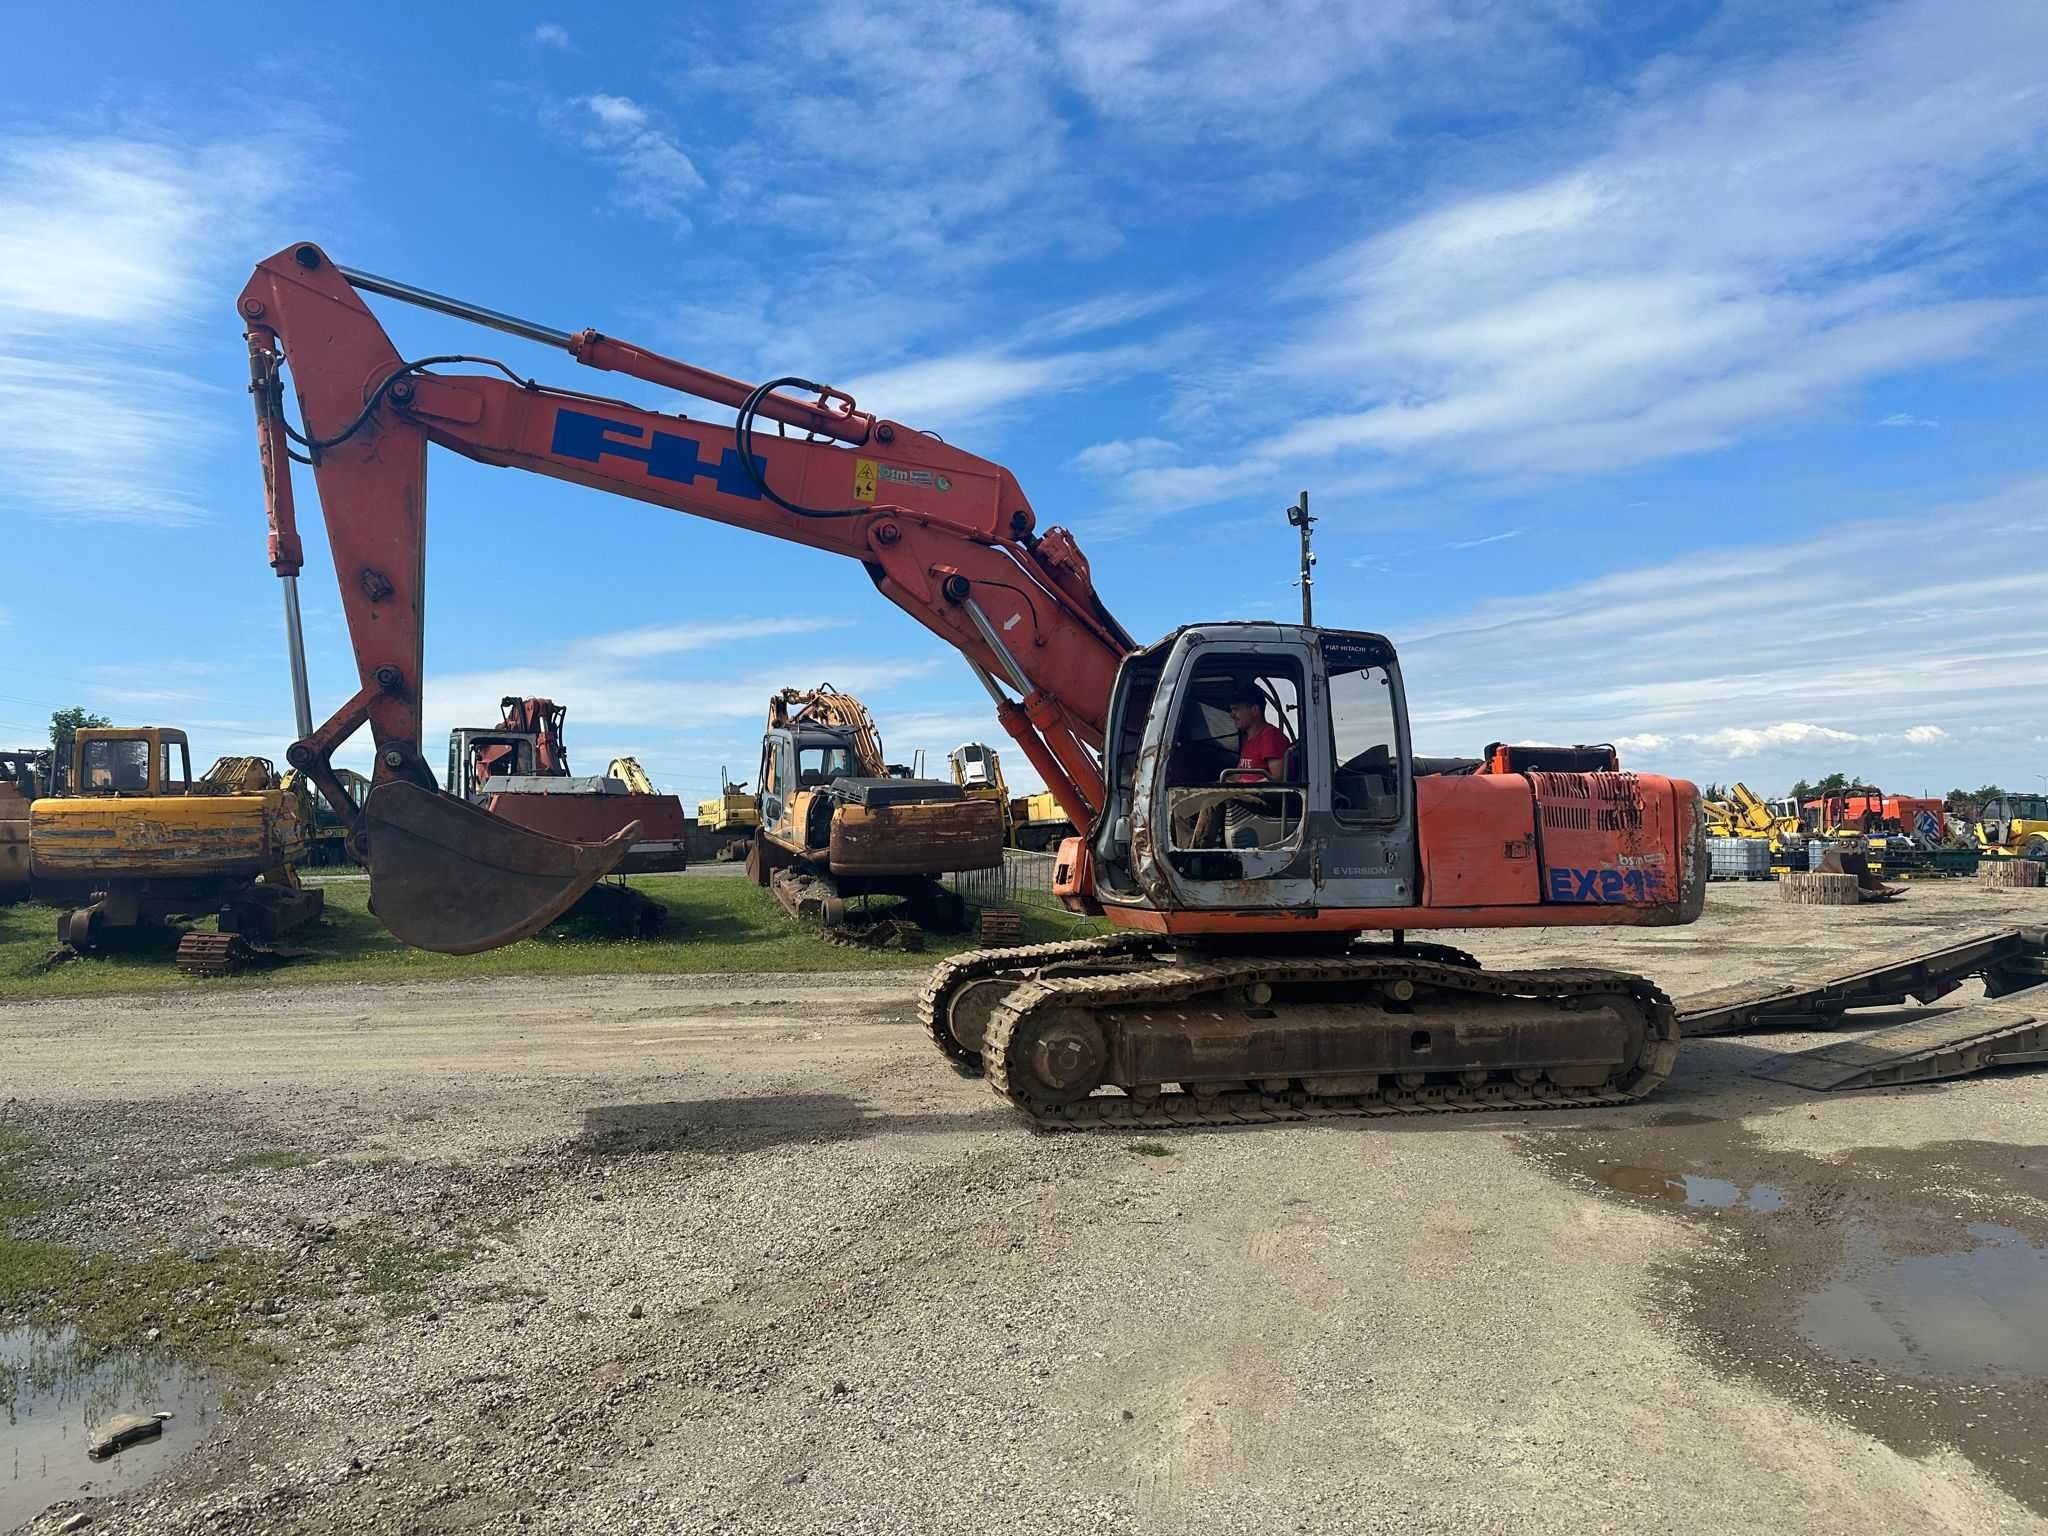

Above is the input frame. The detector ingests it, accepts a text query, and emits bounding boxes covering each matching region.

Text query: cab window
[1327,662,1400,822]
[797,746,855,787]
[83,738,152,792]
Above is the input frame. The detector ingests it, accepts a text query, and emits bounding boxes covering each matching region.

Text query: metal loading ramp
[1749,997,2048,1090]
[1674,927,2048,1091]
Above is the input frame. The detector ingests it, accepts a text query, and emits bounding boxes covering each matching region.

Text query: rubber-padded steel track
[979,952,1676,1130]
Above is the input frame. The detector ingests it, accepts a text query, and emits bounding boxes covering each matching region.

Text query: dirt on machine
[745,687,1003,931]
[236,243,1735,1128]
[28,727,323,974]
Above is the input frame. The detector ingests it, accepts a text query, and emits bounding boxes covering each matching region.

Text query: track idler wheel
[1009,1006,1107,1106]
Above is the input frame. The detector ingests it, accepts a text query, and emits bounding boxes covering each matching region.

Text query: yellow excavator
[29,727,323,973]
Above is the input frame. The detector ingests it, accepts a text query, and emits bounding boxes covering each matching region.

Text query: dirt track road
[7,883,2048,1534]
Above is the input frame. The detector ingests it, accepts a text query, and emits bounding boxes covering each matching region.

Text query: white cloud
[1052,0,1581,145]
[1878,413,1941,428]
[1086,0,2048,511]
[1613,733,1670,754]
[1039,287,1195,340]
[571,94,704,226]
[0,133,294,527]
[845,338,1171,433]
[1068,437,1180,476]
[532,22,570,48]
[1389,477,2048,790]
[573,617,849,662]
[1689,722,1862,759]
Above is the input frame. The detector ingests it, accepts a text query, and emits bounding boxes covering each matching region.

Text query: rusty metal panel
[828,798,1003,877]
[29,791,309,881]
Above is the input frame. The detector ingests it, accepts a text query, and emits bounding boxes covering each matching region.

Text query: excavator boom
[240,243,1126,950]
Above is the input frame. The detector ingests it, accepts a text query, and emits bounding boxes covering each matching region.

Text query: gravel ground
[5,882,2047,1534]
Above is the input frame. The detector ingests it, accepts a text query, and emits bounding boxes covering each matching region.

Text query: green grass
[1,1127,504,1365]
[0,875,1105,1001]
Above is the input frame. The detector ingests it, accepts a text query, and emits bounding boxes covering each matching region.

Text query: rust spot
[359,567,395,602]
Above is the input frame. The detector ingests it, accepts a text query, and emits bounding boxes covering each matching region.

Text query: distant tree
[1701,782,1730,801]
[49,706,109,767]
[1787,771,1858,801]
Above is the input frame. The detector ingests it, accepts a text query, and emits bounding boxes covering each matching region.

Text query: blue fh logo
[549,407,764,500]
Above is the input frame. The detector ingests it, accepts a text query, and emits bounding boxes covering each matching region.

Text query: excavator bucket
[362,781,638,954]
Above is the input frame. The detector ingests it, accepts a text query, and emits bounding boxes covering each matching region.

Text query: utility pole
[1286,491,1315,625]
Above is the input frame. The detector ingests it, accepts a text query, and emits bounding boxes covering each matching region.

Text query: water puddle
[2,1326,222,1529]
[1591,1162,1788,1212]
[1802,1222,2048,1379]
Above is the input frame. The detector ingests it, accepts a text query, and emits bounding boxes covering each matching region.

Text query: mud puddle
[1519,1117,2048,1516]
[3,1326,222,1529]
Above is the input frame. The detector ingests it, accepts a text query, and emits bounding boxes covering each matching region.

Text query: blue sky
[3,0,2045,804]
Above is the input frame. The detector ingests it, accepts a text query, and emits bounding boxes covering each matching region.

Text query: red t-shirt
[1237,724,1290,776]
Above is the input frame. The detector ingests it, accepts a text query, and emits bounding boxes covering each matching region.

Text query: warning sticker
[853,459,878,502]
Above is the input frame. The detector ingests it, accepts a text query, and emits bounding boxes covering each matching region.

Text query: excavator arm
[238,242,1129,950]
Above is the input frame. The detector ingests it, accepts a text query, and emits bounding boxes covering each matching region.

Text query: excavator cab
[1093,625,1418,914]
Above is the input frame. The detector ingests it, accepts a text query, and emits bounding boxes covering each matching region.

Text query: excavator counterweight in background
[237,243,1707,1126]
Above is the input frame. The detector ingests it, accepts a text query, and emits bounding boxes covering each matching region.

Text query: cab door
[1133,628,1321,910]
[1309,633,1419,910]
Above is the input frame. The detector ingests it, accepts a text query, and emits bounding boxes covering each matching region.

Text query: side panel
[29,793,307,880]
[828,799,1003,876]
[1529,771,1684,907]
[1416,775,1541,907]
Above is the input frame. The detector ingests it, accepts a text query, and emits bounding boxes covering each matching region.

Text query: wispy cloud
[572,617,849,662]
[532,22,570,48]
[568,94,704,227]
[1445,528,1523,551]
[845,337,1178,434]
[1878,412,1941,429]
[0,133,294,527]
[1083,0,2048,512]
[1393,477,2048,789]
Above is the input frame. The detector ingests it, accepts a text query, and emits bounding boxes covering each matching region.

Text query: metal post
[280,575,314,742]
[1286,491,1315,625]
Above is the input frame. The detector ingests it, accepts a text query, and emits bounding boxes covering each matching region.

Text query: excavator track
[978,952,1676,1130]
[917,933,1484,1074]
[916,932,1154,1071]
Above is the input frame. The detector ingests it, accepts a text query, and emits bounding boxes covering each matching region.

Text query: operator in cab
[1230,688,1289,779]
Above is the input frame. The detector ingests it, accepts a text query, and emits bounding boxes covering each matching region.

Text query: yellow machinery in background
[0,749,48,901]
[948,742,1015,841]
[1704,781,1807,870]
[948,742,1080,852]
[1977,794,2048,861]
[695,766,760,859]
[29,726,323,973]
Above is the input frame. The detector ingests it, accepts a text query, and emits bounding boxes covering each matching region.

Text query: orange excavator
[238,243,1707,1128]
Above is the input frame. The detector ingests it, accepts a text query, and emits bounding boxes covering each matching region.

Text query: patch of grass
[0,875,1106,1001]
[1126,1141,1173,1158]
